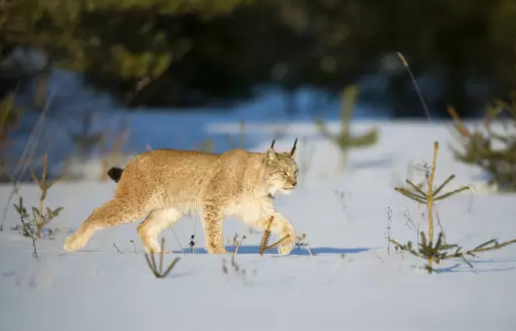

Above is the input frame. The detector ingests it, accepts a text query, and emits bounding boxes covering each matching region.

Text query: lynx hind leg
[254,213,296,255]
[137,208,183,254]
[64,198,146,252]
[202,205,227,254]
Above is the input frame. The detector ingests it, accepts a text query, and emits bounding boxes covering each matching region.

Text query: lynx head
[262,138,299,196]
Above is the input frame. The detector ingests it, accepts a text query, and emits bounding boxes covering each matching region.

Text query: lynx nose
[291,179,297,187]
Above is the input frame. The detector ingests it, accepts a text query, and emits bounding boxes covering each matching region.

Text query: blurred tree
[361,0,516,118]
[1,0,516,117]
[0,0,255,108]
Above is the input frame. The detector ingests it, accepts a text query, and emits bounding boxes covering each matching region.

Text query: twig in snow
[259,216,291,256]
[129,239,137,254]
[113,243,123,254]
[385,206,393,255]
[144,238,181,278]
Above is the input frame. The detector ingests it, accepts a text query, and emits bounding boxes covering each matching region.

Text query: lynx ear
[290,138,298,159]
[265,147,278,162]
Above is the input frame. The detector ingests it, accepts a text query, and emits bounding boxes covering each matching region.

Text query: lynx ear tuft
[290,138,298,159]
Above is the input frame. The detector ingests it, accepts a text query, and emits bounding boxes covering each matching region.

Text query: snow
[1,114,516,331]
[1,61,515,330]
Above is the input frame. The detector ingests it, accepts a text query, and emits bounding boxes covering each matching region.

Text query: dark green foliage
[13,196,38,258]
[13,196,32,238]
[144,238,181,278]
[2,0,516,113]
[449,92,516,192]
[395,174,470,205]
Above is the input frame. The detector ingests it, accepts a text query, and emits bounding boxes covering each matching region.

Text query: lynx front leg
[137,208,183,254]
[254,213,296,255]
[202,205,227,254]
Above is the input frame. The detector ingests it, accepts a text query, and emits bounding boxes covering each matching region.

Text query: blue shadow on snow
[174,245,371,256]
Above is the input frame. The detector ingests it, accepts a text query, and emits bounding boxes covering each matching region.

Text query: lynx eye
[294,169,299,176]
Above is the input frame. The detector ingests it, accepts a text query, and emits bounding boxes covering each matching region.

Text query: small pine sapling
[144,238,181,278]
[259,216,292,256]
[390,141,516,273]
[129,239,137,254]
[113,243,124,254]
[13,196,38,258]
[448,101,516,192]
[30,154,63,238]
[314,85,378,170]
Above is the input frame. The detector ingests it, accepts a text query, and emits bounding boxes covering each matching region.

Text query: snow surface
[1,116,516,331]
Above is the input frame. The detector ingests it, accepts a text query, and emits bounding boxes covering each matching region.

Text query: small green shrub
[391,142,516,273]
[29,154,63,238]
[314,85,378,170]
[448,100,516,192]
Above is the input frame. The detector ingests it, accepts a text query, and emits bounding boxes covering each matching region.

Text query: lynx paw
[208,247,228,254]
[278,227,295,255]
[63,235,84,252]
[278,241,294,255]
[145,248,172,255]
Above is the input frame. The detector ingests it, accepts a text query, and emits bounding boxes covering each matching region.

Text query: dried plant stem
[144,238,181,278]
[416,223,420,272]
[259,216,291,256]
[427,142,438,247]
[259,217,273,256]
[397,52,432,121]
[447,106,471,138]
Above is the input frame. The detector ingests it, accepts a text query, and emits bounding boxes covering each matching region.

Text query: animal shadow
[175,245,371,256]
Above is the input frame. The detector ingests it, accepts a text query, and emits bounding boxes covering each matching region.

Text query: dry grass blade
[259,216,274,256]
[259,216,291,256]
[144,238,181,278]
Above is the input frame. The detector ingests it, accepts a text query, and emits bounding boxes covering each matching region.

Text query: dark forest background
[2,0,516,122]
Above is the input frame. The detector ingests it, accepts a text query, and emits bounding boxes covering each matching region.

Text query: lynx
[63,139,299,255]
